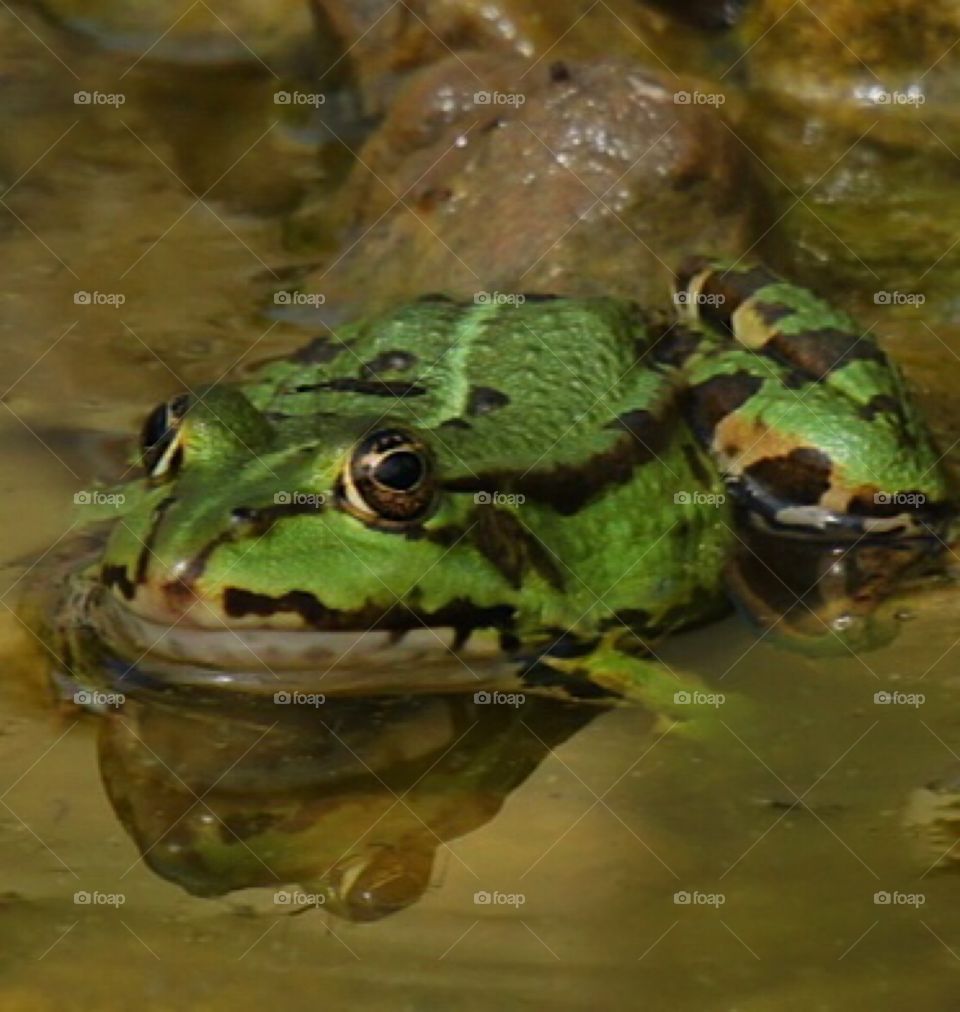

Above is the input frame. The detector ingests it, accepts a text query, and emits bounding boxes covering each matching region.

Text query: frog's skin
[78,259,951,706]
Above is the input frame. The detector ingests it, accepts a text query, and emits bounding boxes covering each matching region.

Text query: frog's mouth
[70,575,513,693]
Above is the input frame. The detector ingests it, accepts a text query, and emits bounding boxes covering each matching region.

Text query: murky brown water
[4,4,960,1010]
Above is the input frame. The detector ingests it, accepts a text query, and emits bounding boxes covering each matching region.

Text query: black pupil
[374,451,424,491]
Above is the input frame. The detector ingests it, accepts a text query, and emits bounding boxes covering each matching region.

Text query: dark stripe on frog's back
[676,257,887,382]
[442,407,676,516]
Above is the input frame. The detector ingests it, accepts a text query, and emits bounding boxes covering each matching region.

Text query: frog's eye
[140,394,190,479]
[341,428,435,525]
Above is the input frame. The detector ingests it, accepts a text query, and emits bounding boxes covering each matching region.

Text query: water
[3,5,960,1009]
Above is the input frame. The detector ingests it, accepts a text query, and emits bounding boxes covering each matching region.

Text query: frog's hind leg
[674,257,951,652]
[673,256,950,542]
[674,257,881,378]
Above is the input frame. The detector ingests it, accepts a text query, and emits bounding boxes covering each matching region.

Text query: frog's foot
[721,524,942,656]
[516,631,753,739]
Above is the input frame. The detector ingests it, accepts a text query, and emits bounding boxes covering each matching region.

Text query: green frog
[59,259,952,712]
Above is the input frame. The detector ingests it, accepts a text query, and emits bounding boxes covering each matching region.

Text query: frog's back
[245,296,657,478]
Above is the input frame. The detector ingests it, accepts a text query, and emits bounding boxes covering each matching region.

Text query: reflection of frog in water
[98,690,600,920]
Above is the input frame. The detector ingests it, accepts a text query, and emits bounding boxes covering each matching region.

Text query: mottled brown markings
[711,413,836,492]
[684,372,762,446]
[743,448,832,507]
[675,259,774,333]
[294,378,427,397]
[466,386,511,416]
[361,350,418,378]
[470,506,565,591]
[761,328,887,381]
[698,270,777,335]
[134,495,177,584]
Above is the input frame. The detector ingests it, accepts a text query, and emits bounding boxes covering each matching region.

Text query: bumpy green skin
[92,262,950,701]
[104,298,734,638]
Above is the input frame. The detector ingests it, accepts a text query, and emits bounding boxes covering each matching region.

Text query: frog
[58,258,952,715]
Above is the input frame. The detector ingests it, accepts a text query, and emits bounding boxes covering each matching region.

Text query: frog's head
[98,386,521,670]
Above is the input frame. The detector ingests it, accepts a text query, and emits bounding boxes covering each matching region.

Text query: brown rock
[297,53,760,314]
